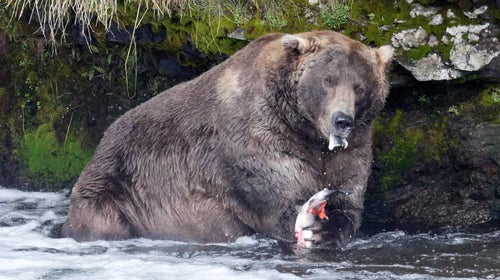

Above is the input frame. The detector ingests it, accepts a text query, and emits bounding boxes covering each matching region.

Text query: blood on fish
[308,201,328,220]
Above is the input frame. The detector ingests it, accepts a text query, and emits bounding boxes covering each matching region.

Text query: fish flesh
[328,134,348,150]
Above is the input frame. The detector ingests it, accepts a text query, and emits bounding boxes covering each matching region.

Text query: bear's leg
[61,195,135,241]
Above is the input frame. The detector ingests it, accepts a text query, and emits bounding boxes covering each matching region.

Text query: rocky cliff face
[356,0,500,231]
[391,4,499,81]
[365,82,500,231]
[0,0,498,230]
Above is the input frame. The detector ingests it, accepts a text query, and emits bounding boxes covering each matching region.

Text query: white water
[0,187,499,280]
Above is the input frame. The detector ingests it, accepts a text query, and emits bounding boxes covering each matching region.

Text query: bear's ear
[281,34,319,54]
[375,45,394,72]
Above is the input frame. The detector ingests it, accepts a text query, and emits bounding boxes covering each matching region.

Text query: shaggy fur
[61,30,393,247]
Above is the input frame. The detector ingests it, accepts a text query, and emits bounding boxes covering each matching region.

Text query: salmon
[294,189,335,248]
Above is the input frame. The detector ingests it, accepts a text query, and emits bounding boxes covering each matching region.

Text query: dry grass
[4,0,292,95]
[4,0,290,46]
[5,0,168,44]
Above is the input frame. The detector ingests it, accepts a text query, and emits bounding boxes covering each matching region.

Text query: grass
[4,0,294,47]
[321,0,353,30]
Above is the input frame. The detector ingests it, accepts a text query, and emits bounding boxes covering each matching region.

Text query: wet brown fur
[61,31,393,247]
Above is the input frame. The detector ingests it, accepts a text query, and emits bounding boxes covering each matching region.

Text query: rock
[106,22,166,44]
[410,4,439,18]
[390,1,499,82]
[158,54,195,80]
[227,28,247,41]
[0,125,19,187]
[447,24,500,71]
[153,28,167,44]
[158,55,184,78]
[480,55,500,79]
[106,22,131,44]
[474,123,500,166]
[446,9,457,19]
[393,23,500,81]
[365,107,500,230]
[135,24,153,43]
[428,35,439,47]
[450,42,500,71]
[391,26,429,50]
[69,22,94,45]
[463,5,488,19]
[446,24,489,44]
[400,53,462,81]
[429,14,443,25]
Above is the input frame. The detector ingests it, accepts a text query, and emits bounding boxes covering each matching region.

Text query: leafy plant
[265,13,288,29]
[321,0,352,30]
[491,88,500,103]
[479,86,500,107]
[447,105,460,115]
[229,4,251,26]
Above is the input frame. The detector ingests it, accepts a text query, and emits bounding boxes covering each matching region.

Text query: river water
[0,187,498,280]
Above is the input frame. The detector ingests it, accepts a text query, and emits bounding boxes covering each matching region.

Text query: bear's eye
[323,76,335,87]
[354,85,367,97]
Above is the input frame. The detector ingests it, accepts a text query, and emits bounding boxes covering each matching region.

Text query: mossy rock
[21,124,93,187]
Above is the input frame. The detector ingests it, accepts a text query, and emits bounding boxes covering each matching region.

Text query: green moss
[343,0,413,46]
[421,118,457,162]
[404,45,432,61]
[22,124,93,185]
[387,109,403,134]
[342,0,475,62]
[479,86,500,107]
[489,4,500,20]
[416,0,436,4]
[467,84,500,124]
[373,110,423,191]
[373,109,456,191]
[380,126,423,191]
[191,15,242,55]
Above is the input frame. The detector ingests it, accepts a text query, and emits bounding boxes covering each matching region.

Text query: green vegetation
[373,108,458,192]
[22,124,93,186]
[443,84,500,124]
[2,0,498,192]
[5,0,303,50]
[0,8,136,187]
[379,127,423,191]
[374,110,423,191]
[321,0,353,30]
[480,86,500,107]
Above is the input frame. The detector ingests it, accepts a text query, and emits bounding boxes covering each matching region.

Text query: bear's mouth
[328,134,348,150]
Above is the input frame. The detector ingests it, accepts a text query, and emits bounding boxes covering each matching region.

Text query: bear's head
[281,31,393,150]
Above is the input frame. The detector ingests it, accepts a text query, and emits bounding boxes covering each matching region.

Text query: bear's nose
[332,112,353,132]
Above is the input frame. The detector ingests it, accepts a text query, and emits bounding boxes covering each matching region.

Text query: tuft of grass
[4,0,294,47]
[321,0,353,30]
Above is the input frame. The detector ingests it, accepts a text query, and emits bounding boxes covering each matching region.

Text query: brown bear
[60,30,393,247]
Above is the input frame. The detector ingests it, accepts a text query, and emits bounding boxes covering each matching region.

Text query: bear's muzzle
[328,111,353,150]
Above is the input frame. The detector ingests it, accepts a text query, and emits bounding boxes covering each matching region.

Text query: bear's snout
[332,112,353,135]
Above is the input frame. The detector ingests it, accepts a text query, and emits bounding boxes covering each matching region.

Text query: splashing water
[0,187,498,280]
